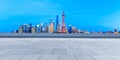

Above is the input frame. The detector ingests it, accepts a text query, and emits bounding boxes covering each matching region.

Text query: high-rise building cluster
[12,11,120,34]
[13,11,81,33]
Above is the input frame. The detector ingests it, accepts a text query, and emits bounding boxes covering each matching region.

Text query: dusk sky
[0,0,120,32]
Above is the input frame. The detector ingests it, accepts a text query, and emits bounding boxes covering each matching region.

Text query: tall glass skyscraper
[56,15,59,32]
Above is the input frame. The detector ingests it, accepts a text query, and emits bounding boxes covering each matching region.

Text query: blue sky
[0,0,120,32]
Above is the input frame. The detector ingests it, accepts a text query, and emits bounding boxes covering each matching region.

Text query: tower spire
[62,11,65,23]
[56,15,59,32]
[61,11,66,33]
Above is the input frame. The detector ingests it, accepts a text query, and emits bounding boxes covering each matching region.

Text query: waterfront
[0,38,120,60]
[0,33,120,38]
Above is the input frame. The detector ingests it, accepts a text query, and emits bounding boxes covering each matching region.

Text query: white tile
[1,55,23,60]
[40,55,58,60]
[75,54,95,60]
[58,55,76,60]
[21,55,41,60]
[93,55,115,60]
[0,38,120,60]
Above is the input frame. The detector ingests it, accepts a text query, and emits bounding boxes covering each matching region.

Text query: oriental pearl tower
[61,11,66,33]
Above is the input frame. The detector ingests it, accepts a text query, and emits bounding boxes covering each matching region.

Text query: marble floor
[0,38,120,60]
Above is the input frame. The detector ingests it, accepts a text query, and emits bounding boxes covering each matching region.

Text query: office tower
[23,24,30,33]
[21,25,24,33]
[57,23,61,33]
[29,23,32,33]
[48,20,51,33]
[51,22,54,33]
[40,23,43,32]
[48,21,54,33]
[114,28,118,32]
[66,28,68,33]
[35,24,40,33]
[31,26,36,33]
[44,23,47,32]
[48,24,50,33]
[61,11,66,33]
[48,19,52,33]
[56,15,59,32]
[68,25,72,33]
[42,25,45,32]
[51,20,55,33]
[114,27,119,34]
[27,24,31,33]
[72,26,77,33]
[45,23,48,33]
[48,24,51,33]
[16,30,19,33]
[18,25,23,33]
[48,23,52,33]
[22,24,28,33]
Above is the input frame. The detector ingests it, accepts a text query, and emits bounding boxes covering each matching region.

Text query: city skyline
[14,11,82,33]
[0,0,120,32]
[13,11,120,34]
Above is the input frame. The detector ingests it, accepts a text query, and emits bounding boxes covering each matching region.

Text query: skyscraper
[18,25,23,33]
[57,23,61,33]
[61,11,66,33]
[68,25,72,33]
[40,23,43,32]
[56,15,59,32]
[51,22,54,33]
[48,20,54,33]
[31,26,36,33]
[45,23,48,33]
[42,25,45,32]
[72,26,76,33]
[29,23,32,33]
[114,28,118,32]
[22,24,28,33]
[35,24,40,33]
[114,27,119,34]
